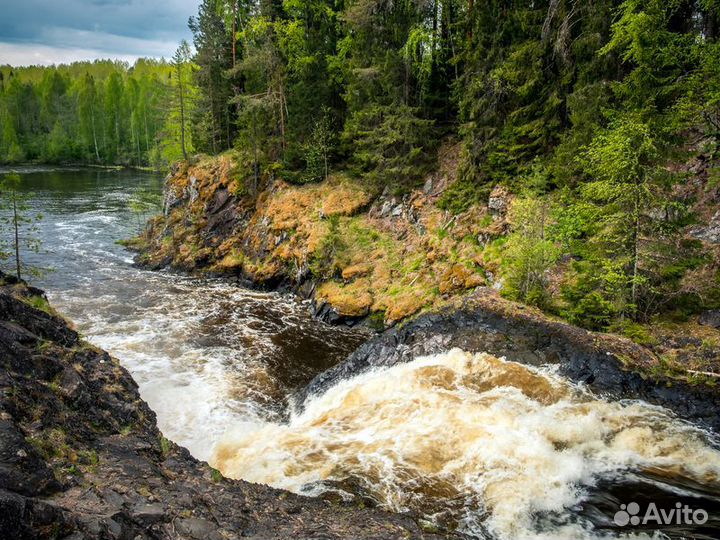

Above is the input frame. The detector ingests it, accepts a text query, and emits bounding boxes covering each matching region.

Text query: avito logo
[614,502,708,527]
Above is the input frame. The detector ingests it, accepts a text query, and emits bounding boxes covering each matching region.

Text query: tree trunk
[209,82,217,154]
[226,107,231,150]
[467,0,474,40]
[278,84,286,151]
[179,69,187,161]
[91,105,100,162]
[115,114,120,160]
[232,1,238,68]
[143,109,150,153]
[12,191,21,281]
[630,183,641,313]
[252,116,259,194]
[136,125,142,165]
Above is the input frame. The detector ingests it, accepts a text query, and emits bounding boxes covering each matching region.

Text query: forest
[0,57,195,167]
[3,0,720,334]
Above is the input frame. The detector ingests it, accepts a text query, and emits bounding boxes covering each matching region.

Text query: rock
[131,502,167,525]
[488,185,511,215]
[187,176,200,204]
[312,301,342,324]
[59,366,84,399]
[176,518,215,539]
[699,310,720,329]
[691,210,720,244]
[379,200,394,218]
[299,294,720,433]
[163,187,182,217]
[0,489,25,537]
[423,178,434,194]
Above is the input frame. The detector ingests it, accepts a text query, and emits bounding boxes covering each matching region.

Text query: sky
[0,0,197,66]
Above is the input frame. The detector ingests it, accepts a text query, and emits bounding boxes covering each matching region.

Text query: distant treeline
[0,59,194,168]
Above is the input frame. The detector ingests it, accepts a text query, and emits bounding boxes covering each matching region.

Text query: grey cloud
[0,0,196,63]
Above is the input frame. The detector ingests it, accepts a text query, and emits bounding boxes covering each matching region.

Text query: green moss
[210,467,224,482]
[23,294,53,315]
[366,310,386,331]
[78,449,99,469]
[402,255,425,275]
[609,321,657,347]
[438,177,491,214]
[27,428,71,461]
[159,435,171,457]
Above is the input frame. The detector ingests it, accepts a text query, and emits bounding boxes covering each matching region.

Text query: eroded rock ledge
[300,292,720,432]
[0,274,458,540]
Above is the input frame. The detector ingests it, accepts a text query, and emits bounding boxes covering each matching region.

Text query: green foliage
[159,435,172,457]
[609,319,657,346]
[301,106,335,183]
[565,290,619,331]
[0,59,183,167]
[500,198,560,307]
[438,176,491,215]
[343,104,435,190]
[310,214,346,278]
[189,0,236,154]
[574,114,664,320]
[24,294,53,314]
[210,467,224,482]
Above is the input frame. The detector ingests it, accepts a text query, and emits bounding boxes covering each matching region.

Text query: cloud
[0,43,141,67]
[0,0,197,66]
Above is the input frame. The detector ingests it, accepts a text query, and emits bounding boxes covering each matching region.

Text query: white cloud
[0,42,164,67]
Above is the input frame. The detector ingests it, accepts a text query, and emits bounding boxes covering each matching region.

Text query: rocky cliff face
[0,273,458,540]
[132,146,495,327]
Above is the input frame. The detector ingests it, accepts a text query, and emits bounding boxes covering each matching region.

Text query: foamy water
[13,167,365,460]
[10,168,720,538]
[213,349,720,539]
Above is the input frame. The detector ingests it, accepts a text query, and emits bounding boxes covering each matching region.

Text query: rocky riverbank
[0,272,459,540]
[130,150,720,387]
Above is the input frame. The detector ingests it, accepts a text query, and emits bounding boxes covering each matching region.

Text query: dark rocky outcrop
[300,291,720,432]
[0,275,459,540]
[699,309,720,329]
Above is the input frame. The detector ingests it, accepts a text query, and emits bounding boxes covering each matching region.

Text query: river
[2,167,366,461]
[3,167,720,540]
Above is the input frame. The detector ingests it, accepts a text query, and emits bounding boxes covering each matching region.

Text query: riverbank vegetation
[4,0,720,370]
[146,0,720,339]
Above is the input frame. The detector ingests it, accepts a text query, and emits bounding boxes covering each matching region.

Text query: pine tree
[172,41,193,161]
[189,0,235,153]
